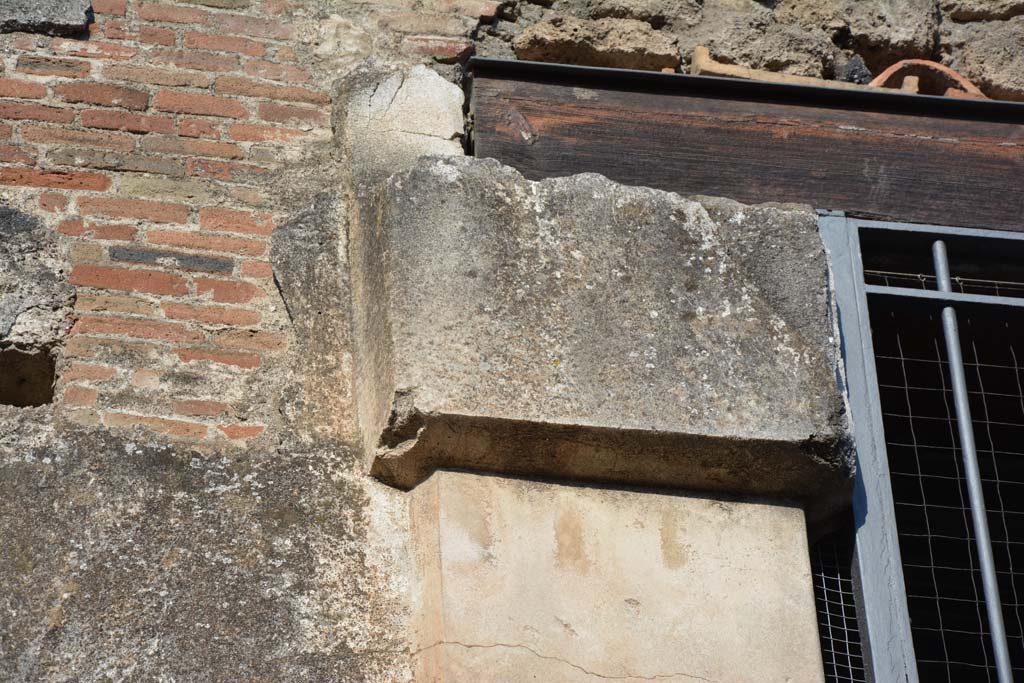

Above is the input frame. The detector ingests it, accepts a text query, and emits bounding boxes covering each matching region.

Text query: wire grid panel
[811,529,868,682]
[864,270,1024,298]
[868,303,1024,682]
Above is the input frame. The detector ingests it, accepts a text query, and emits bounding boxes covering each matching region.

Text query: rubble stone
[585,0,702,30]
[775,0,938,72]
[513,15,681,70]
[673,1,835,77]
[940,16,1024,101]
[941,0,1024,22]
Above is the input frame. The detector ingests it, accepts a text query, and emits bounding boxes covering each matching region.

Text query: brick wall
[0,0,493,446]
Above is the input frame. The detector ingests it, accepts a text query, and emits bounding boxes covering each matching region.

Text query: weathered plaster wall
[0,0,1019,681]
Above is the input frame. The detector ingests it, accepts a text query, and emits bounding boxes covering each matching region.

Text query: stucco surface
[410,470,825,683]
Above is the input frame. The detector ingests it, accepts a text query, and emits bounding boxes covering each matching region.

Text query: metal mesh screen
[810,528,867,682]
[868,302,1024,681]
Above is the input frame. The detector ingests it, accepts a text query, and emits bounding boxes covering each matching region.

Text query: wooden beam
[471,59,1024,232]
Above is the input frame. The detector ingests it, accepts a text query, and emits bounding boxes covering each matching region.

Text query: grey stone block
[0,0,92,36]
[109,246,234,274]
[350,156,851,515]
[333,62,464,189]
[0,205,73,348]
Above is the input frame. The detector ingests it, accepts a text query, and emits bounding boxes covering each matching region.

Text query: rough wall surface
[480,0,1024,100]
[0,1,487,680]
[0,0,1018,681]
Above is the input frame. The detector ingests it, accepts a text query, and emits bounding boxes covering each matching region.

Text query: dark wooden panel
[472,63,1024,232]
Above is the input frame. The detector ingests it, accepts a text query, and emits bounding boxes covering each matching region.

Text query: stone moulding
[348,151,853,519]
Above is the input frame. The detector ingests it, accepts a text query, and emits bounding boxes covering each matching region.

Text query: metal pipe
[932,240,1014,683]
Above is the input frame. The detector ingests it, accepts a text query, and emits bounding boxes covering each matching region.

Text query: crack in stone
[410,641,719,682]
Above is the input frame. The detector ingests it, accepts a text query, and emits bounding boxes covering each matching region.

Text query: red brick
[215,75,329,104]
[0,123,11,140]
[64,385,99,406]
[225,186,267,206]
[58,218,138,241]
[0,78,46,99]
[72,315,204,343]
[147,229,267,256]
[258,102,327,126]
[68,243,105,266]
[0,168,111,191]
[141,135,243,159]
[69,240,106,264]
[16,55,91,78]
[48,148,186,177]
[213,328,286,351]
[140,26,176,45]
[218,424,265,439]
[65,335,166,362]
[240,260,273,278]
[242,60,311,83]
[195,277,265,303]
[54,83,150,110]
[63,362,118,382]
[52,38,137,60]
[130,368,162,388]
[401,35,473,63]
[163,302,260,326]
[79,197,189,223]
[0,102,76,124]
[103,19,131,40]
[138,3,210,23]
[103,411,208,438]
[0,144,35,165]
[154,90,247,118]
[77,292,158,316]
[274,45,298,62]
[39,192,69,213]
[179,118,219,139]
[209,13,293,39]
[151,49,239,73]
[103,65,213,89]
[225,123,302,143]
[185,32,266,56]
[93,0,128,15]
[11,35,38,51]
[176,347,260,368]
[21,125,137,151]
[262,0,294,14]
[187,158,266,182]
[173,398,233,416]
[70,264,188,296]
[198,207,274,235]
[82,109,175,134]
